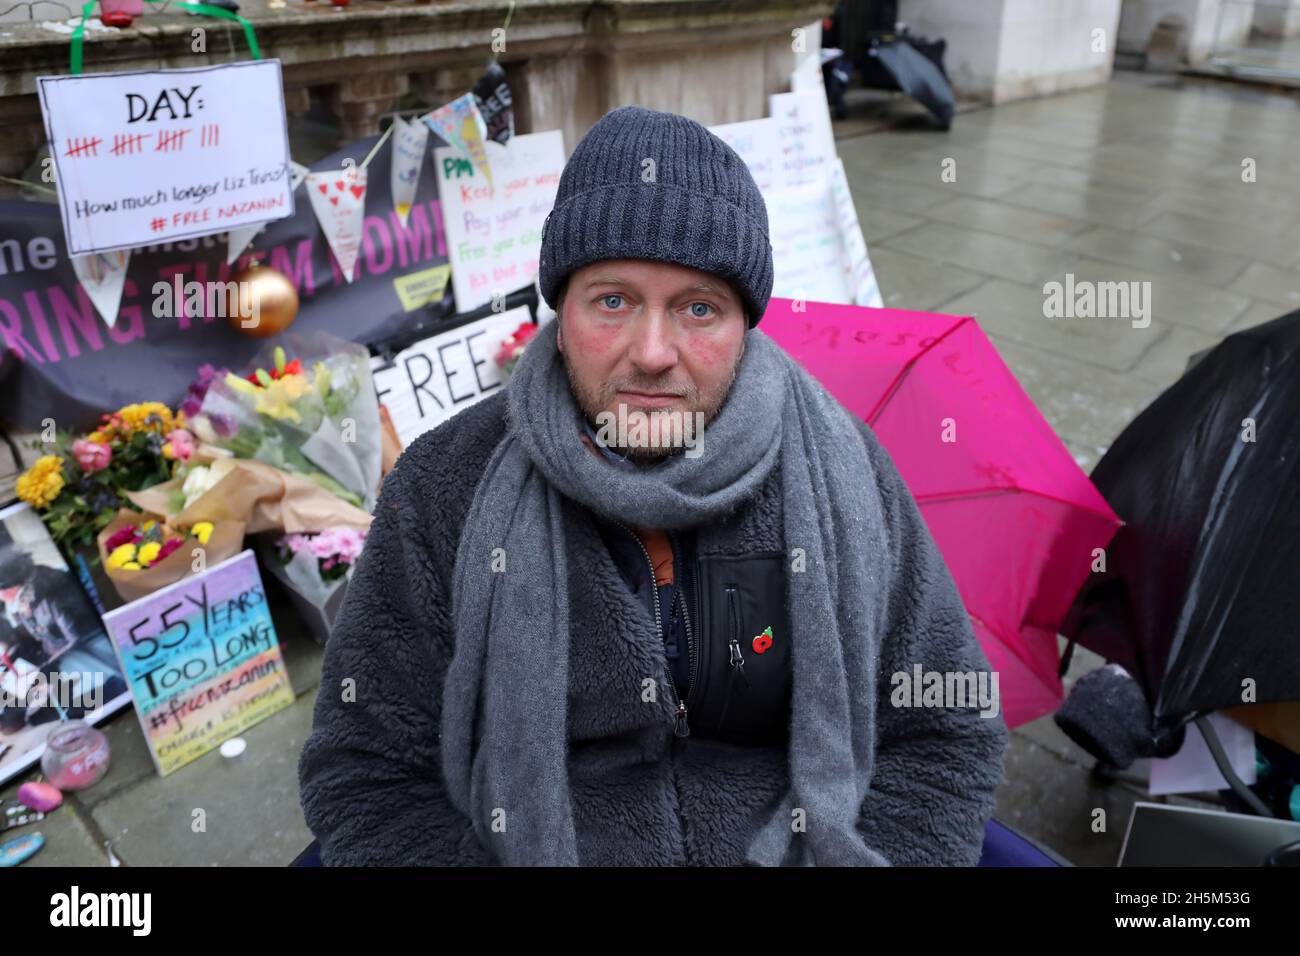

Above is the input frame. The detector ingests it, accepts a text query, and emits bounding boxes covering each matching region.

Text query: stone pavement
[6,68,1297,867]
[836,68,1300,866]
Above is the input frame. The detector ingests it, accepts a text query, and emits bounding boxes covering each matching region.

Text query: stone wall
[0,0,834,194]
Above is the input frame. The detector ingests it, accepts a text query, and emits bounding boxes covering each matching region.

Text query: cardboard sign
[435,130,564,313]
[102,550,294,776]
[38,60,294,256]
[371,306,528,447]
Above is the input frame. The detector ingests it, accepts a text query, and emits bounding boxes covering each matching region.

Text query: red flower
[104,525,140,551]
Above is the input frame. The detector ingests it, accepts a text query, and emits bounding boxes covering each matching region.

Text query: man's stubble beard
[562,338,745,463]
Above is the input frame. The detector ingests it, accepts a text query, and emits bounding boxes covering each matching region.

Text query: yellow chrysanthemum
[191,521,214,545]
[16,455,65,509]
[120,561,141,570]
[115,402,174,434]
[106,543,137,570]
[137,541,162,566]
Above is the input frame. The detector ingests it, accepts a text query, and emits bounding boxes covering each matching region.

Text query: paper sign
[70,248,131,327]
[765,177,853,304]
[371,306,528,447]
[708,117,782,193]
[435,130,564,313]
[1149,711,1258,797]
[829,158,883,308]
[102,550,294,776]
[390,115,430,227]
[769,90,837,190]
[424,93,493,188]
[38,60,294,256]
[226,160,308,264]
[305,167,367,283]
[392,264,453,312]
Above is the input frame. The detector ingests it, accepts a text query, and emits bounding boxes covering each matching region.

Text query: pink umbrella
[762,298,1121,728]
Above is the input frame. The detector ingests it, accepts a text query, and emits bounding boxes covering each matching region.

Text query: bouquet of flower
[103,518,212,571]
[96,509,245,603]
[258,527,368,644]
[275,528,367,582]
[494,322,539,378]
[16,402,193,552]
[188,334,383,512]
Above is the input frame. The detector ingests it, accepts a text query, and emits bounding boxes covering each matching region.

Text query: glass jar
[40,720,111,791]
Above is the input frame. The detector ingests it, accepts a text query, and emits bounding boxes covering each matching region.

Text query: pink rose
[165,428,195,461]
[72,438,112,474]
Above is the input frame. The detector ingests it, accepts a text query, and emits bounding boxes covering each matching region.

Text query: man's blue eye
[601,294,624,309]
[689,302,714,318]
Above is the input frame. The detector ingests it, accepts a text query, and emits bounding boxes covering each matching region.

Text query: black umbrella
[1062,308,1300,737]
[863,35,955,129]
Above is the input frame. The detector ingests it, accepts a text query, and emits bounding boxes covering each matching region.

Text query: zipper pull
[728,638,751,687]
[674,700,691,738]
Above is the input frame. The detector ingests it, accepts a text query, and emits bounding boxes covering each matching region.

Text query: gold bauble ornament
[228,263,299,338]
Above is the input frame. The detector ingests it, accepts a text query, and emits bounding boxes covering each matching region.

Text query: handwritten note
[102,550,294,776]
[435,130,564,313]
[38,61,294,256]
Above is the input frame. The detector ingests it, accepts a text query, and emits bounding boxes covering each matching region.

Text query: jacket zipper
[717,585,750,732]
[616,521,692,737]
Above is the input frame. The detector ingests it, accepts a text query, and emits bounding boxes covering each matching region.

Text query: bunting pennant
[389,115,429,227]
[422,93,493,188]
[305,167,367,283]
[70,248,131,328]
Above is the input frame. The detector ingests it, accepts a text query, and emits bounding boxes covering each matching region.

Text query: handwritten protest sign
[769,90,837,190]
[765,177,853,304]
[371,306,527,447]
[38,61,294,257]
[708,117,782,192]
[435,130,564,313]
[102,550,294,776]
[829,158,883,308]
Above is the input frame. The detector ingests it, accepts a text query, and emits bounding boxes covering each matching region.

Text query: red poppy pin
[752,626,774,654]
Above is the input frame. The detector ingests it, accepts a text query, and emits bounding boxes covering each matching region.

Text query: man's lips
[615,391,683,408]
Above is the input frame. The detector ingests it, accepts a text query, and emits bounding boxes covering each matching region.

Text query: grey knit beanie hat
[538,105,774,328]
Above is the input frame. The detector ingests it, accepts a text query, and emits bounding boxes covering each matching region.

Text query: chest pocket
[691,553,792,746]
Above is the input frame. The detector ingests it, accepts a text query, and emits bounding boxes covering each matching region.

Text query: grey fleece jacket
[298,389,1008,866]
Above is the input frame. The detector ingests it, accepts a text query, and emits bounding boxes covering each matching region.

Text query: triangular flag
[423,93,493,188]
[305,167,367,284]
[390,115,429,227]
[71,249,130,328]
[226,161,309,264]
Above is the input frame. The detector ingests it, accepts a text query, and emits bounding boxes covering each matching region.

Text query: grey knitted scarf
[441,319,892,866]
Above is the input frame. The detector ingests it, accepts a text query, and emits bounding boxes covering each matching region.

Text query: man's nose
[627,310,678,376]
